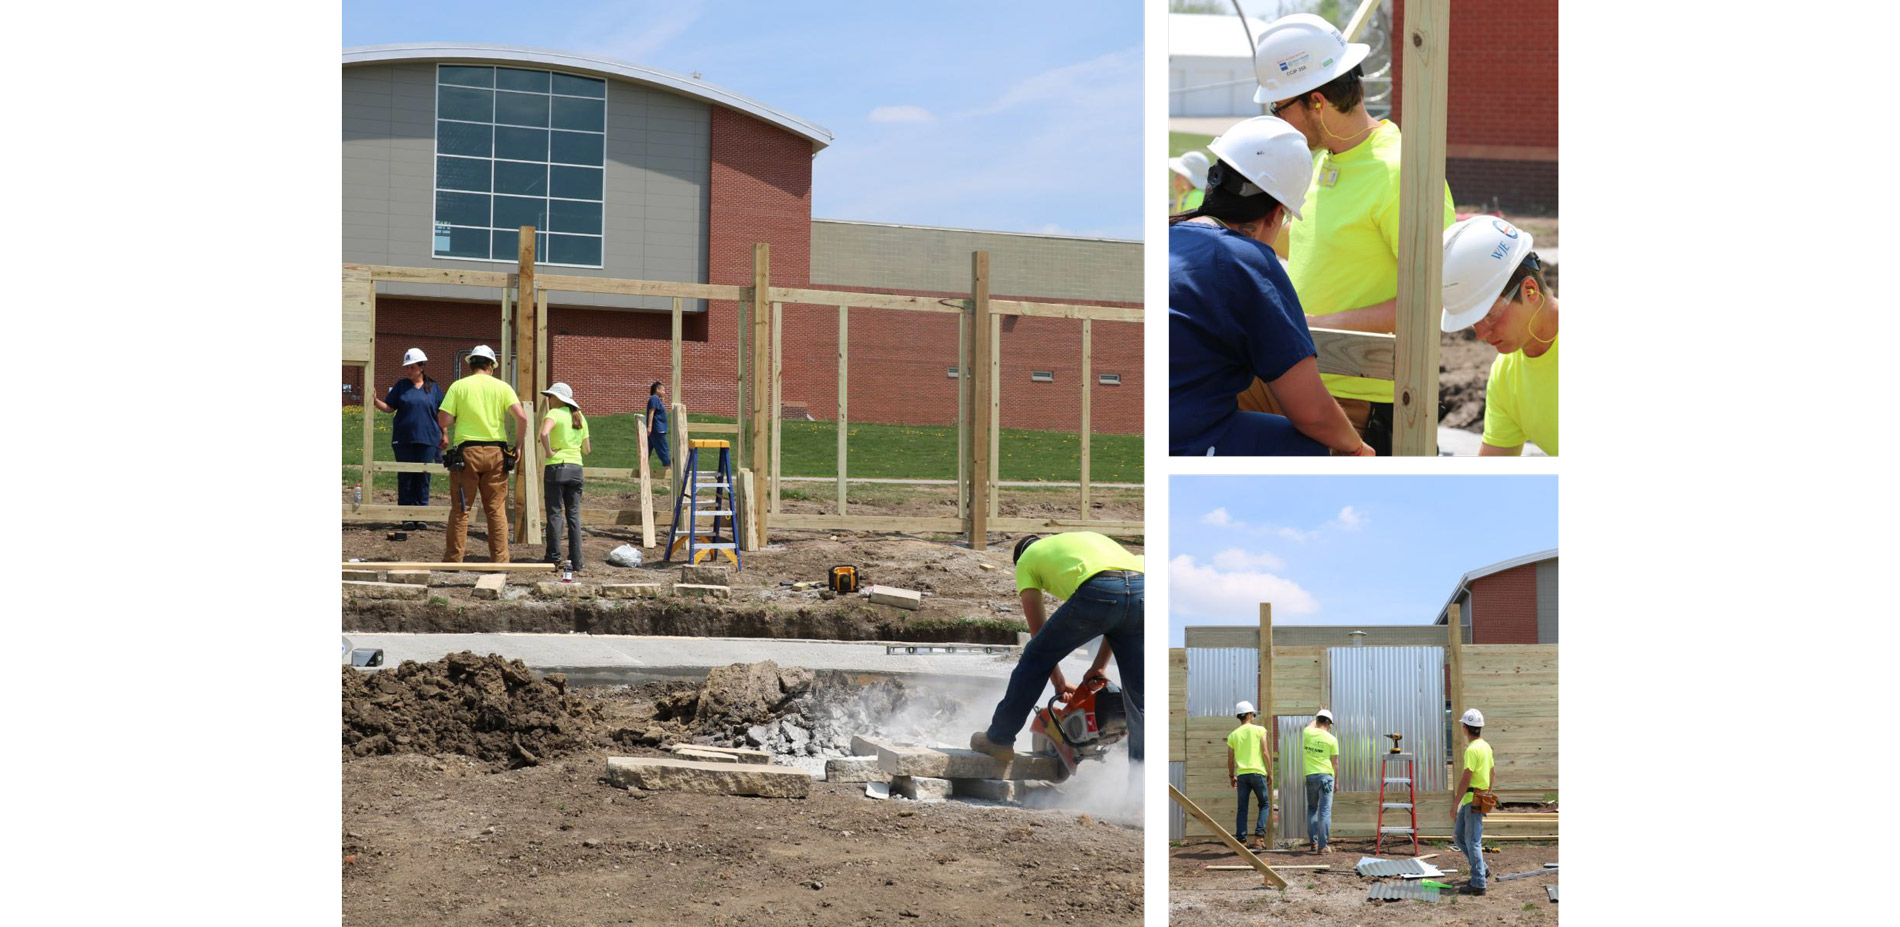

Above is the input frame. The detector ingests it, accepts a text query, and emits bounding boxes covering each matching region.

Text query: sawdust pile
[341,652,602,767]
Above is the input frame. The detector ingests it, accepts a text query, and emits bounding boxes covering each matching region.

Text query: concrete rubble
[343,580,428,600]
[866,585,922,610]
[472,574,506,600]
[386,570,431,585]
[675,584,731,599]
[824,756,888,783]
[859,737,1061,781]
[600,583,663,599]
[606,756,811,799]
[892,775,952,801]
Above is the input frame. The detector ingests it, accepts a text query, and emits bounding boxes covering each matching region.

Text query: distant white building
[1168,13,1268,117]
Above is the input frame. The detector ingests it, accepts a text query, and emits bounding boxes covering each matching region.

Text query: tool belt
[1467,788,1498,814]
[443,444,467,472]
[500,444,519,473]
[447,440,509,473]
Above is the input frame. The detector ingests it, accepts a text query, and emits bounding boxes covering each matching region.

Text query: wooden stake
[1079,318,1091,520]
[1169,784,1288,889]
[969,252,992,550]
[837,304,848,516]
[514,226,538,542]
[749,244,770,539]
[770,300,782,515]
[1393,0,1448,456]
[635,413,655,549]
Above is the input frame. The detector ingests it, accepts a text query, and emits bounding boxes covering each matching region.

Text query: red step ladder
[1376,751,1419,856]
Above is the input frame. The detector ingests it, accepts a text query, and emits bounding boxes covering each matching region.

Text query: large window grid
[432,65,607,268]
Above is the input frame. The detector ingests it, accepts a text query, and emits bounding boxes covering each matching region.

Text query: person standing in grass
[1453,708,1495,894]
[538,382,591,571]
[372,347,445,526]
[1303,708,1340,853]
[646,381,672,482]
[1227,700,1272,850]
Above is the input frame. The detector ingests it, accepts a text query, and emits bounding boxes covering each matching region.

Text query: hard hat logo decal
[1322,57,1335,68]
[1491,242,1511,260]
[1491,218,1518,239]
[1278,51,1310,74]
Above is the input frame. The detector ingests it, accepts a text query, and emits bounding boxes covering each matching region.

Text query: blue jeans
[649,429,672,468]
[1455,802,1487,888]
[1235,773,1269,838]
[985,572,1144,761]
[392,442,439,506]
[1305,773,1334,847]
[1174,410,1328,456]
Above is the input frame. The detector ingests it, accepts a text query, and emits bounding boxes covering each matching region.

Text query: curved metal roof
[343,43,833,150]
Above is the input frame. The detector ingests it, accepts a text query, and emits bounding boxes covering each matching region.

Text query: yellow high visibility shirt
[1482,334,1559,455]
[1301,725,1339,777]
[1460,738,1495,806]
[1227,723,1269,777]
[1287,121,1457,404]
[1014,531,1144,601]
[543,408,590,466]
[439,372,520,444]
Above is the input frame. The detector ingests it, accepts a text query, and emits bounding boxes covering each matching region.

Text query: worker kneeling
[971,532,1144,774]
[1441,217,1559,456]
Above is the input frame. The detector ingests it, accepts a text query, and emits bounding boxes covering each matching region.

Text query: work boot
[1457,883,1486,896]
[969,732,1014,761]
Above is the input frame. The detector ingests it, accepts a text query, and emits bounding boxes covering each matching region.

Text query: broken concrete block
[678,745,770,765]
[865,781,890,800]
[534,581,596,599]
[674,584,730,599]
[600,583,663,599]
[428,572,480,587]
[342,580,427,601]
[386,570,430,585]
[473,573,506,600]
[951,778,1019,802]
[850,735,884,758]
[825,756,889,783]
[671,747,741,764]
[861,737,1061,781]
[892,775,951,801]
[680,564,730,585]
[866,585,922,610]
[605,756,810,798]
[341,569,383,583]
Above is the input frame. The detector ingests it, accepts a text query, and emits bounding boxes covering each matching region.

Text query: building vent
[1030,370,1054,383]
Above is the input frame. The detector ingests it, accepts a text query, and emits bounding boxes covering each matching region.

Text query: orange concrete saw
[1030,672,1128,781]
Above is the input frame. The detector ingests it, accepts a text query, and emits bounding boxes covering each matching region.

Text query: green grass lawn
[341,408,1142,492]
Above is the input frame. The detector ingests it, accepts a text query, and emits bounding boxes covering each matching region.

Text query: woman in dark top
[1168,117,1371,456]
[646,381,672,478]
[373,347,447,522]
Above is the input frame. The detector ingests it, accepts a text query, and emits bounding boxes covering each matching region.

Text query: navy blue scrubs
[384,378,446,506]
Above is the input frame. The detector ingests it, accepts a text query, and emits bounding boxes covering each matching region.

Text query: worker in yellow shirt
[1441,216,1559,455]
[1168,149,1209,214]
[436,344,529,563]
[1226,700,1272,850]
[1302,708,1340,853]
[1249,14,1457,454]
[1452,708,1495,895]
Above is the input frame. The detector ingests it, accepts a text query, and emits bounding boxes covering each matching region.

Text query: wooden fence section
[344,243,1143,549]
[1462,644,1558,797]
[1168,649,1187,764]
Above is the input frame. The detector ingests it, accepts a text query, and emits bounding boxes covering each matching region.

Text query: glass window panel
[437,225,490,258]
[547,199,602,235]
[495,67,550,93]
[551,130,604,166]
[438,66,493,88]
[552,73,607,98]
[492,195,548,230]
[437,85,493,123]
[436,156,491,193]
[493,161,547,196]
[494,90,549,127]
[435,191,490,228]
[436,120,491,157]
[548,234,602,267]
[549,165,604,201]
[551,96,605,133]
[491,230,548,262]
[494,125,548,162]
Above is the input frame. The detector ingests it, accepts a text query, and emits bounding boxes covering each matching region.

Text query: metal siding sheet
[1276,716,1308,842]
[1169,762,1185,840]
[1328,647,1447,794]
[1186,648,1258,717]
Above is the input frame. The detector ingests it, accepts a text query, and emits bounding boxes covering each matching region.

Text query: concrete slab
[600,583,663,599]
[386,570,430,585]
[343,581,427,601]
[430,572,481,587]
[866,586,922,610]
[951,778,1018,802]
[473,574,507,600]
[892,775,951,801]
[825,756,888,783]
[674,584,730,599]
[677,745,770,765]
[680,565,730,585]
[862,737,1061,781]
[670,746,740,764]
[535,581,595,599]
[606,756,810,798]
[341,569,383,583]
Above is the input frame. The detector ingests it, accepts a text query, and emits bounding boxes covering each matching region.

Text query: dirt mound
[341,652,603,767]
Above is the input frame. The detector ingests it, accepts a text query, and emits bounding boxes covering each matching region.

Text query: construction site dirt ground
[341,661,1143,926]
[1168,836,1558,926]
[343,484,1141,643]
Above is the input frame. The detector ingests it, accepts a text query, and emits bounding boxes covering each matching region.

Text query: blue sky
[1168,476,1557,645]
[344,1,1143,239]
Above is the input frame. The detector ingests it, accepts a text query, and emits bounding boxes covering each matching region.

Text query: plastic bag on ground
[607,544,643,568]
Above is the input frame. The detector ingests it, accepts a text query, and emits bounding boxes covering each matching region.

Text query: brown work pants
[444,445,510,562]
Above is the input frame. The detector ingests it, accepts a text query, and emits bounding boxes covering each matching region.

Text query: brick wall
[1391,0,1558,215]
[1470,563,1541,644]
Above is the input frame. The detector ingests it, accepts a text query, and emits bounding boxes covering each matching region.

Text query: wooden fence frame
[344,243,1143,551]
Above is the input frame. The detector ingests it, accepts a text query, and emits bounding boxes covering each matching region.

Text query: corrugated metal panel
[1547,884,1559,903]
[1355,857,1444,878]
[1367,882,1442,902]
[1169,762,1185,840]
[1276,716,1308,842]
[1328,647,1447,794]
[1186,648,1258,717]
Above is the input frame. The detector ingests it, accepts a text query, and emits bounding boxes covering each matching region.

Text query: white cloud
[1275,526,1314,543]
[1169,554,1319,619]
[966,46,1141,117]
[1334,505,1367,531]
[868,105,935,124]
[1202,507,1234,527]
[570,0,708,62]
[1212,548,1286,572]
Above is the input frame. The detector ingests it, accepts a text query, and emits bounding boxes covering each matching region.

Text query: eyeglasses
[1270,97,1303,117]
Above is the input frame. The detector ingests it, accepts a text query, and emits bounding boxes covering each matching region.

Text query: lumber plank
[837,304,848,515]
[969,252,991,550]
[767,286,966,314]
[1311,328,1397,380]
[1169,784,1287,889]
[1079,318,1091,520]
[339,561,555,572]
[990,299,1141,324]
[535,272,742,302]
[635,413,655,548]
[1392,0,1449,455]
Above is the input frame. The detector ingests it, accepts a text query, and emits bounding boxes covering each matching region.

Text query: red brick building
[1435,549,1559,644]
[1391,0,1558,214]
[343,44,1141,433]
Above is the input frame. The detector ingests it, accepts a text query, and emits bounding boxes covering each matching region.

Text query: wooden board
[767,286,967,315]
[968,252,991,550]
[1183,627,1258,649]
[635,413,655,548]
[339,562,554,572]
[1169,784,1286,889]
[1078,318,1091,519]
[990,299,1141,324]
[837,304,849,515]
[1392,0,1449,456]
[1310,328,1396,380]
[341,267,374,363]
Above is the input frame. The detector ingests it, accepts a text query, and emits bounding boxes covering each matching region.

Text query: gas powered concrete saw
[1030,673,1128,781]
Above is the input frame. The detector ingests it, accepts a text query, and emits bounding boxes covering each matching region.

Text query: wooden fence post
[360,287,376,511]
[1079,318,1092,520]
[969,252,991,550]
[1393,0,1448,456]
[837,304,848,516]
[514,226,539,544]
[749,244,770,541]
[770,300,782,515]
[1447,600,1463,794]
[957,303,970,519]
[1260,602,1274,842]
[635,413,655,549]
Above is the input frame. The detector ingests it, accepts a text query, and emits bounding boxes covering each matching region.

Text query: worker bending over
[1453,708,1495,894]
[1227,700,1272,850]
[436,344,529,563]
[1441,217,1559,455]
[1302,709,1340,853]
[971,532,1144,763]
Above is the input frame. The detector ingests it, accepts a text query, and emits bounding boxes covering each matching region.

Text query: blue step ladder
[665,439,741,569]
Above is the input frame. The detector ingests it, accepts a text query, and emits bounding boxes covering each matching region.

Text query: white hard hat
[469,344,498,363]
[1315,709,1334,723]
[541,381,580,411]
[401,347,428,366]
[1252,13,1371,104]
[1169,150,1212,190]
[1236,700,1256,715]
[1206,116,1314,219]
[1441,217,1536,332]
[1460,708,1485,727]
